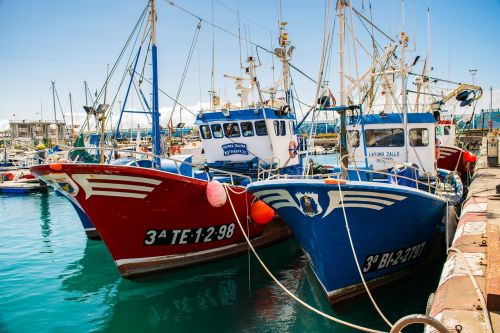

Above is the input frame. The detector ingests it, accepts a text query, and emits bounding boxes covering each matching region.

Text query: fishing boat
[31,0,302,277]
[246,1,461,303]
[246,108,452,303]
[432,84,482,181]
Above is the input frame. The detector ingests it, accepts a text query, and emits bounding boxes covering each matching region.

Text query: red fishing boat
[32,162,291,277]
[436,120,476,180]
[32,1,302,277]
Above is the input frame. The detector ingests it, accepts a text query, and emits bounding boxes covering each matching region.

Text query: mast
[338,0,348,169]
[150,0,161,165]
[84,81,90,133]
[51,81,58,145]
[401,32,409,163]
[69,92,75,144]
[100,68,108,164]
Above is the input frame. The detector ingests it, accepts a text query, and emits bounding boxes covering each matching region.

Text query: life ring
[169,145,181,155]
[141,147,148,153]
[288,141,298,158]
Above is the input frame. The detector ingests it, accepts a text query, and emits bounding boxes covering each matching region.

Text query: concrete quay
[427,136,500,332]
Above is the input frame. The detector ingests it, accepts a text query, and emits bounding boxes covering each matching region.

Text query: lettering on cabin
[368,151,400,157]
[222,143,248,156]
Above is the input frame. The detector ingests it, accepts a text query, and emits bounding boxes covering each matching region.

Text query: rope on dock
[448,247,493,333]
[223,184,386,333]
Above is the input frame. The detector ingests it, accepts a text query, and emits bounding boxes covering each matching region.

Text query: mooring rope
[222,184,386,333]
[447,247,493,333]
[335,180,394,328]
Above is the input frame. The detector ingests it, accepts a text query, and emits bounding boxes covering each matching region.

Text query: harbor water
[0,160,445,333]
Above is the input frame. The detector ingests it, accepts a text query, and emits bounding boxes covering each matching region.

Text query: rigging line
[54,86,67,124]
[323,9,337,85]
[353,11,384,55]
[110,20,151,132]
[213,0,276,35]
[167,20,202,130]
[351,5,395,43]
[166,0,316,85]
[132,70,197,117]
[237,0,243,76]
[77,2,149,136]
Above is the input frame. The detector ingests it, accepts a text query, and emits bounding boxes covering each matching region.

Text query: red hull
[437,146,474,179]
[31,164,290,277]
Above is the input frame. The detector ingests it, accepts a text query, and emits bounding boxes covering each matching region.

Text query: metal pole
[69,92,74,144]
[151,0,162,167]
[51,81,58,145]
[401,33,409,163]
[338,0,348,169]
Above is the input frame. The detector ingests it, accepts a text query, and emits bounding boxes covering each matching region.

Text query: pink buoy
[206,180,227,207]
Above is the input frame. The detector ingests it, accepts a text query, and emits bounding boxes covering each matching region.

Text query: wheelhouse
[347,113,437,173]
[195,107,301,175]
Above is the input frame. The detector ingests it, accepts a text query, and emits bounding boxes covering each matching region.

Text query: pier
[427,135,500,332]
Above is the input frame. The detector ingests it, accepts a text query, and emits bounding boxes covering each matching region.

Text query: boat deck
[0,180,47,194]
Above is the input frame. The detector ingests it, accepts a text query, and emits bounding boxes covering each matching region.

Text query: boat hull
[247,179,446,303]
[31,164,291,277]
[437,145,474,180]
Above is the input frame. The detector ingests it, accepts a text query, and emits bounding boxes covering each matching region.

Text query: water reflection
[59,239,120,298]
[39,192,53,253]
[95,240,305,333]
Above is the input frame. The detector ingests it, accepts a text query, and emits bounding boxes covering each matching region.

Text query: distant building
[9,119,66,144]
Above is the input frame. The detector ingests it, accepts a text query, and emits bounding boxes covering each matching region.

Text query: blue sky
[0,0,499,129]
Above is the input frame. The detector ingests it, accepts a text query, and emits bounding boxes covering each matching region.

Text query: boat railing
[64,147,252,187]
[257,156,281,181]
[340,153,455,197]
[265,154,453,199]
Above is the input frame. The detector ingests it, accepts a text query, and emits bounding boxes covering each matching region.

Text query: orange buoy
[206,180,227,207]
[49,163,63,171]
[324,178,346,185]
[250,200,275,225]
[463,151,477,163]
[4,172,15,181]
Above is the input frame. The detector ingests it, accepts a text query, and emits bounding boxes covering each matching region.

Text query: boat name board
[368,151,400,157]
[144,223,236,246]
[362,241,426,273]
[222,143,248,156]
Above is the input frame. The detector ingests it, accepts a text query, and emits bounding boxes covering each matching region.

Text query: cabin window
[444,126,451,135]
[290,121,296,135]
[273,121,279,135]
[199,125,212,139]
[255,121,268,136]
[241,121,254,137]
[223,123,241,138]
[211,124,223,138]
[365,128,404,147]
[409,128,429,147]
[347,130,360,147]
[280,121,286,136]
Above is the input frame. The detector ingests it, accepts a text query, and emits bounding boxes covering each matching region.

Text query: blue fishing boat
[246,1,461,303]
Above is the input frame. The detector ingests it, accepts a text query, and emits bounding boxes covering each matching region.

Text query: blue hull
[55,189,99,239]
[247,179,446,302]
